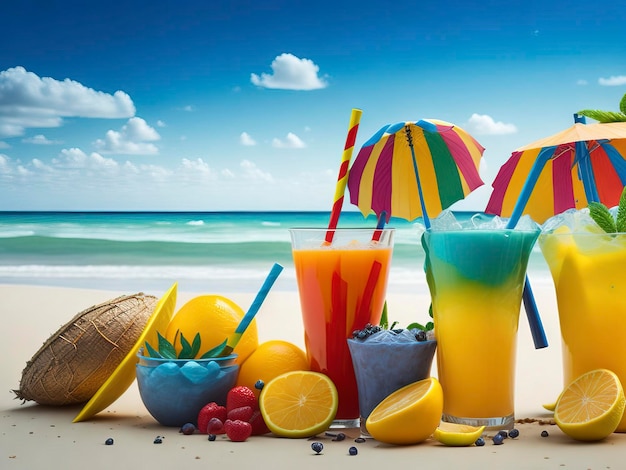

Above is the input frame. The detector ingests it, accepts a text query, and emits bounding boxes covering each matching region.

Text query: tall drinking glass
[539,227,626,432]
[289,228,394,428]
[421,223,539,431]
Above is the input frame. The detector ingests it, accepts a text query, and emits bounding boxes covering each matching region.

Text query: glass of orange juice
[421,218,539,431]
[539,221,626,432]
[289,228,394,428]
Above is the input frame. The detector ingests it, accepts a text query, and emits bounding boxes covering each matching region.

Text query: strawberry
[224,419,252,442]
[227,405,254,423]
[226,386,258,412]
[249,409,270,435]
[197,402,227,434]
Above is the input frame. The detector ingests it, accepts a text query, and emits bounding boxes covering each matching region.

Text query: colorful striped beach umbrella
[347,119,485,228]
[486,117,626,225]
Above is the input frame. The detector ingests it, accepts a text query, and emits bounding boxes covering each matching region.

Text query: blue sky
[1,0,625,211]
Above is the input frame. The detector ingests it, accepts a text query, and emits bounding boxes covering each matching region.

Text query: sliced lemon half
[432,422,486,446]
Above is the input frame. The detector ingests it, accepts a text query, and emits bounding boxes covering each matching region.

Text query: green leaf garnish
[589,201,617,233]
[200,338,228,359]
[179,332,202,359]
[144,340,163,358]
[617,188,626,232]
[157,332,178,359]
[380,301,389,330]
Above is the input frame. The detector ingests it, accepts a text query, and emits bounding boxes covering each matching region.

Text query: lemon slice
[555,369,626,441]
[542,401,557,412]
[365,377,443,445]
[73,283,178,422]
[259,370,338,438]
[432,422,486,446]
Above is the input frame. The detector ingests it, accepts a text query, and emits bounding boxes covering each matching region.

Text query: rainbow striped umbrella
[347,119,485,227]
[486,118,626,225]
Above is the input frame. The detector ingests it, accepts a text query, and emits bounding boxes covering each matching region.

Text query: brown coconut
[14,293,158,406]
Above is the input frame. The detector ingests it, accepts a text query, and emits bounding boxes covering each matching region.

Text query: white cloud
[0,66,135,137]
[272,132,306,148]
[465,114,517,135]
[251,53,328,90]
[577,79,588,86]
[240,132,256,146]
[93,117,160,155]
[156,120,166,127]
[22,134,60,145]
[0,141,9,149]
[181,105,194,112]
[598,75,626,86]
[240,159,274,182]
[181,157,214,177]
[54,147,119,170]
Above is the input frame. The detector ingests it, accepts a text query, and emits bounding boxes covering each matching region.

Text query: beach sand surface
[1,283,625,469]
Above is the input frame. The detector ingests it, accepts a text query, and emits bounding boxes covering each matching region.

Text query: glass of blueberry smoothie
[347,324,437,437]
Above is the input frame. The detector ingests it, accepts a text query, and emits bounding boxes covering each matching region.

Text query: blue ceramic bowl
[136,351,239,427]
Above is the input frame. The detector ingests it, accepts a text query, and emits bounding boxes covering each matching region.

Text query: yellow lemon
[259,370,338,438]
[542,401,557,412]
[366,377,443,445]
[432,423,486,446]
[236,340,309,398]
[164,295,258,365]
[555,369,626,441]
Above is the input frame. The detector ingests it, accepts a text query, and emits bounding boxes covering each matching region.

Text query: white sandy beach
[2,282,625,469]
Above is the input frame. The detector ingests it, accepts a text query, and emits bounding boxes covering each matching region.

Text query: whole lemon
[164,295,257,365]
[236,340,309,397]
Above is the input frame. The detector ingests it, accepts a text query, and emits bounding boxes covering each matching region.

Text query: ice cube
[180,361,210,384]
[430,210,462,231]
[365,329,419,343]
[150,362,180,381]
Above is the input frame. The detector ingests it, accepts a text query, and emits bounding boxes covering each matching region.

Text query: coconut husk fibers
[13,293,158,406]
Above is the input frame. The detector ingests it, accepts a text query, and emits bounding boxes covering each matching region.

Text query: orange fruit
[366,377,443,445]
[259,370,338,438]
[555,368,625,441]
[236,340,309,398]
[164,295,258,365]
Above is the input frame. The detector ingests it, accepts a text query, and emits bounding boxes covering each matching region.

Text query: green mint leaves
[144,331,228,360]
[588,187,626,234]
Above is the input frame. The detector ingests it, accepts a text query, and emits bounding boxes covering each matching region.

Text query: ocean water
[0,211,550,295]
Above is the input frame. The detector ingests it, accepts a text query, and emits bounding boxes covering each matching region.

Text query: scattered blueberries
[349,446,358,456]
[354,437,366,443]
[492,433,504,445]
[311,442,324,454]
[104,437,114,446]
[509,428,520,439]
[352,323,429,342]
[497,430,509,439]
[179,423,196,435]
[254,380,265,391]
[153,436,163,444]
[475,437,485,446]
[325,431,346,441]
[414,330,428,342]
[541,430,549,437]
[208,434,217,442]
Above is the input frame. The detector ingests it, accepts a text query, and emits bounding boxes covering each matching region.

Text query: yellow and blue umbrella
[347,119,485,228]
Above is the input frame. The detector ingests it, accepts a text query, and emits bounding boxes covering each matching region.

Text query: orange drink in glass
[289,228,394,428]
[422,223,539,430]
[540,226,626,432]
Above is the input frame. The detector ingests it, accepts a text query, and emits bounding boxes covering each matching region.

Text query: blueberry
[356,330,368,340]
[254,380,265,390]
[333,432,346,442]
[475,437,485,446]
[415,330,427,342]
[541,430,549,437]
[509,428,520,439]
[391,328,404,334]
[153,437,163,444]
[179,423,195,435]
[104,437,114,445]
[311,441,324,454]
[497,430,508,439]
[354,437,366,443]
[492,433,504,445]
[208,434,216,441]
[349,446,358,456]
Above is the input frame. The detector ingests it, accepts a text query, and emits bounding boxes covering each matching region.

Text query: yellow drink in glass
[290,228,394,428]
[422,225,539,430]
[539,228,626,432]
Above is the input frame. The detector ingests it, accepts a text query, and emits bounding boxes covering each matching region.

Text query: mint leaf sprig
[380,301,434,332]
[144,331,227,360]
[588,187,626,234]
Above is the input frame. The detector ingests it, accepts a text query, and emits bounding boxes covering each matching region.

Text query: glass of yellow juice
[289,228,394,428]
[539,226,626,432]
[421,221,539,431]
